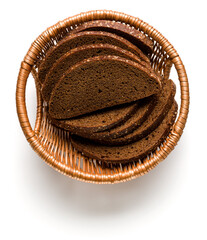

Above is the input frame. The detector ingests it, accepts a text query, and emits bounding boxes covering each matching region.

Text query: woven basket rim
[16,10,189,184]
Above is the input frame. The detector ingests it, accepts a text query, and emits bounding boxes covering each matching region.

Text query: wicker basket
[16,10,189,184]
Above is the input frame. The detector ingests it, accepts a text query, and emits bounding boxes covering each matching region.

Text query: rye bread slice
[42,43,151,102]
[50,102,139,134]
[70,101,178,163]
[80,79,176,144]
[38,31,151,84]
[49,55,162,119]
[75,96,155,141]
[72,20,153,55]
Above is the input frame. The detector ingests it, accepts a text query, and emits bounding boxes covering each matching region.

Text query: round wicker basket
[16,10,189,184]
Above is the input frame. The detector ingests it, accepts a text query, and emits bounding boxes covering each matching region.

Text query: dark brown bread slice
[72,20,153,55]
[42,43,151,102]
[50,102,139,134]
[38,31,151,84]
[71,101,178,163]
[66,96,154,137]
[80,79,176,144]
[49,55,162,119]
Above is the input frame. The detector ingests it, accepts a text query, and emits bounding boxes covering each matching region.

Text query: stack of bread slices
[37,20,178,164]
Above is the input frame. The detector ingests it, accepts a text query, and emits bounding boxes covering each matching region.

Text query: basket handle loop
[16,61,42,144]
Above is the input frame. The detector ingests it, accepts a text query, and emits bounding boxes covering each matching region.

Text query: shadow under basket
[16,10,189,184]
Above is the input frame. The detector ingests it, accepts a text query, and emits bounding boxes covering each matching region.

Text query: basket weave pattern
[16,10,189,184]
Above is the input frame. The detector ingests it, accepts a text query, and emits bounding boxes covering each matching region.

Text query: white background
[1,0,206,239]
